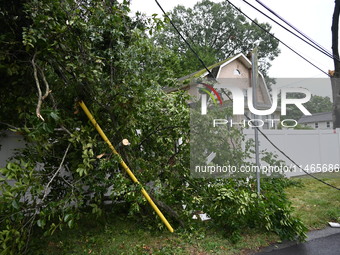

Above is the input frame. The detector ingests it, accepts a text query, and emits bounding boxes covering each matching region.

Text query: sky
[129,0,335,97]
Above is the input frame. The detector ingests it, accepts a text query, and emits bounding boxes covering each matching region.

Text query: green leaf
[11,200,19,210]
[37,219,46,228]
[67,219,74,228]
[50,112,60,121]
[64,214,72,223]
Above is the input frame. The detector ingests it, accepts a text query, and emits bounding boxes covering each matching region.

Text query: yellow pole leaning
[78,101,174,233]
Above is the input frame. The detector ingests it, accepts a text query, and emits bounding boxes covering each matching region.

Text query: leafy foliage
[206,178,307,243]
[152,0,280,77]
[0,0,305,254]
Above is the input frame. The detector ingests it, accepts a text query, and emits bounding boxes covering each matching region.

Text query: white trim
[198,53,272,106]
[216,53,251,78]
[258,71,272,104]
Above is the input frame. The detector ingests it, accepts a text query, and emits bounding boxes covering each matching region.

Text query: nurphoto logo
[201,83,312,116]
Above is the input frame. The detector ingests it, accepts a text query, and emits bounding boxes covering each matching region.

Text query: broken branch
[31,53,44,121]
[31,53,51,121]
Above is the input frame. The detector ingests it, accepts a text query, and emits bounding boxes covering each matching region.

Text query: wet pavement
[255,226,340,255]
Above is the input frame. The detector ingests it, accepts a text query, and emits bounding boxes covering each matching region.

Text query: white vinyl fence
[0,131,26,168]
[1,130,340,178]
[243,128,340,177]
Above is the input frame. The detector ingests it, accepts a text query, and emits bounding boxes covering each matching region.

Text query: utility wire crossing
[255,0,339,62]
[226,0,330,77]
[241,0,339,62]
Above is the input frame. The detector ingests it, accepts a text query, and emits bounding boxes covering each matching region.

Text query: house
[167,53,280,129]
[298,112,333,129]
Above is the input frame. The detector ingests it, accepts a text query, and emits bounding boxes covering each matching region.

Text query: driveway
[254,226,340,255]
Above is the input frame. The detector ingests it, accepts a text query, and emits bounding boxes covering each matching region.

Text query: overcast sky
[130,0,335,97]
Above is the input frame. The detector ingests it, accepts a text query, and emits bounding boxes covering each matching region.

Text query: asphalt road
[255,227,340,255]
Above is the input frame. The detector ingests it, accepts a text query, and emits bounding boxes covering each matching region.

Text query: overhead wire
[226,0,330,77]
[154,0,340,191]
[241,0,339,62]
[255,0,338,62]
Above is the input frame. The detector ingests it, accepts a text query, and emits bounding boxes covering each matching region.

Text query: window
[327,122,330,128]
[233,69,241,75]
[315,122,318,128]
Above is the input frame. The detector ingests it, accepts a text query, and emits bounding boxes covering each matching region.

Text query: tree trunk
[331,0,340,128]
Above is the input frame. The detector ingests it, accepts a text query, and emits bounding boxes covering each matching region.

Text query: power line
[255,0,338,62]
[154,0,340,191]
[255,128,340,190]
[241,0,338,62]
[226,0,330,77]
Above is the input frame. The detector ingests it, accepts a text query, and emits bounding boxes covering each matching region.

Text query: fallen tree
[0,0,306,253]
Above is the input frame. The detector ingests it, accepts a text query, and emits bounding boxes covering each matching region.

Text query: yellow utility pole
[78,101,174,233]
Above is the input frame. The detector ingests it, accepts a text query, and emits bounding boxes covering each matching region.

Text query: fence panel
[243,129,340,177]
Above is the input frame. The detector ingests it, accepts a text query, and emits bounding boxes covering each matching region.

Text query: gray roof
[298,112,332,124]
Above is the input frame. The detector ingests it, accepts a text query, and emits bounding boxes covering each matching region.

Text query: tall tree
[153,0,280,77]
[331,0,340,128]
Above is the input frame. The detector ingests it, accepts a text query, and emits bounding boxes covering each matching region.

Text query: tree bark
[331,0,340,128]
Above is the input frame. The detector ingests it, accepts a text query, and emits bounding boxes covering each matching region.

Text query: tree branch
[39,66,51,100]
[41,143,71,203]
[31,53,51,121]
[148,193,185,227]
[0,121,19,130]
[31,53,44,121]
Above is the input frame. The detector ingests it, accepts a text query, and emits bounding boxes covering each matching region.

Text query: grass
[31,172,340,254]
[31,215,279,255]
[285,172,340,230]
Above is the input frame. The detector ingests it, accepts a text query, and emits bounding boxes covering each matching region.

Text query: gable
[217,58,250,79]
[214,54,272,107]
[172,53,273,107]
